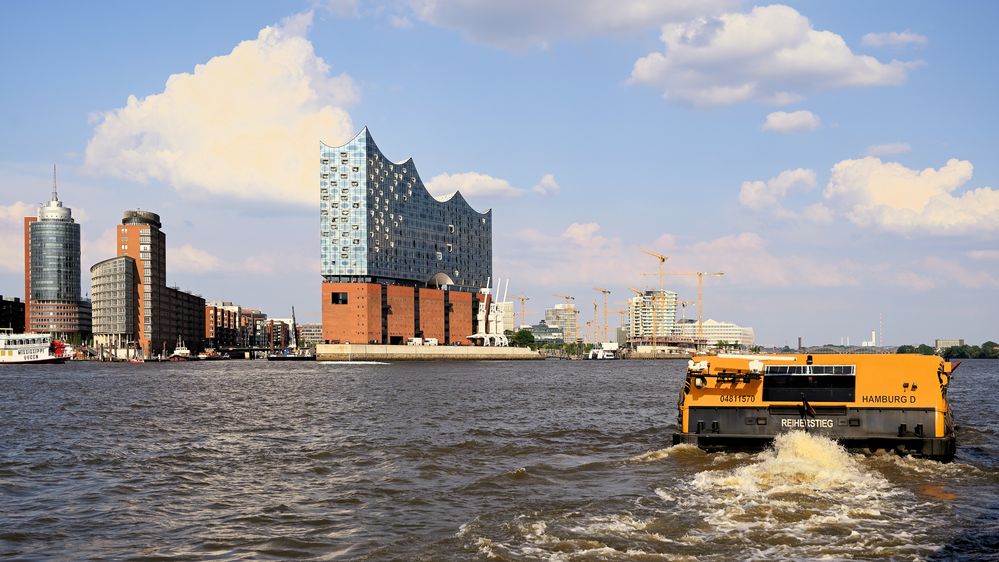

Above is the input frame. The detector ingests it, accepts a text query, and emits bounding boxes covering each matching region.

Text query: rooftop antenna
[51,164,59,202]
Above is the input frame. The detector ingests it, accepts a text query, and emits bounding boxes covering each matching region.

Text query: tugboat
[672,353,957,461]
[169,336,192,361]
[0,330,67,364]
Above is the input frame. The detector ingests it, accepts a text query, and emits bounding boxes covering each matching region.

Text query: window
[447,244,453,252]
[436,251,443,260]
[331,291,349,304]
[762,365,856,402]
[448,224,455,233]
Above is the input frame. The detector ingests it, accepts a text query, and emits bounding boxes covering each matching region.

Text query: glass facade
[90,255,137,348]
[320,128,492,288]
[30,220,81,302]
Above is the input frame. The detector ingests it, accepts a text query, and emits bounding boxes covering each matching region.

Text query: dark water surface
[1,359,996,560]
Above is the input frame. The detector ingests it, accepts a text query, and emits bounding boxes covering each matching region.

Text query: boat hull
[673,403,956,460]
[0,356,66,365]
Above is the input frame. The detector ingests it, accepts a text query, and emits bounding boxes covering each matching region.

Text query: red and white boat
[0,330,67,364]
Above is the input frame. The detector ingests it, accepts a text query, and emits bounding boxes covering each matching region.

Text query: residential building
[320,128,493,345]
[544,303,580,343]
[23,173,91,342]
[205,301,241,348]
[1,295,25,333]
[935,339,964,349]
[675,318,755,348]
[90,210,205,358]
[627,289,678,342]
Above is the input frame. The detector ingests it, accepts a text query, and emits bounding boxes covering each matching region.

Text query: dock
[315,344,544,361]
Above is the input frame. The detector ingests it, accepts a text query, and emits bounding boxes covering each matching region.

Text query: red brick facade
[321,282,478,345]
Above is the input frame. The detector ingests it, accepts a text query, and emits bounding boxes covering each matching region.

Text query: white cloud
[407,0,735,49]
[425,172,524,199]
[803,203,834,224]
[84,11,357,206]
[629,4,912,107]
[861,31,927,48]
[0,202,34,273]
[324,0,359,18]
[865,142,911,156]
[739,168,817,211]
[532,174,560,195]
[823,157,999,234]
[169,244,221,273]
[0,201,34,223]
[762,110,821,133]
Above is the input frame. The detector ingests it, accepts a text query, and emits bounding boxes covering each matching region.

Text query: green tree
[510,329,536,348]
[896,345,917,354]
[981,341,998,358]
[916,344,935,355]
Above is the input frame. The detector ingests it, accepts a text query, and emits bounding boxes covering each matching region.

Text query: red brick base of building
[321,282,480,345]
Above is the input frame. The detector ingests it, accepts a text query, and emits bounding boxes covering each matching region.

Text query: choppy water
[1,359,996,560]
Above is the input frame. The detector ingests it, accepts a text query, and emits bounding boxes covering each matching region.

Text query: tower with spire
[23,165,91,342]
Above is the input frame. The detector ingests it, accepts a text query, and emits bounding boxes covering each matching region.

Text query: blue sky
[1,1,997,346]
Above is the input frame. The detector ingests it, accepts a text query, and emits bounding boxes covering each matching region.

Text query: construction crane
[667,272,724,340]
[593,288,611,343]
[512,295,530,329]
[641,249,669,292]
[553,294,576,343]
[678,300,696,322]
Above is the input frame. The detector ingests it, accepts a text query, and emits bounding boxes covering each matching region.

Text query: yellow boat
[672,353,957,461]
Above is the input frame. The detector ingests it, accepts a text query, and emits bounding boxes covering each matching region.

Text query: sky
[1,0,997,346]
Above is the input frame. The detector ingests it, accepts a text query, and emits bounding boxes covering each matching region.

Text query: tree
[896,345,916,354]
[916,344,935,355]
[510,329,535,348]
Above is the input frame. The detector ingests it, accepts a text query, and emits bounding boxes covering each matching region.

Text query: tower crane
[640,249,669,292]
[512,295,530,329]
[593,288,611,343]
[678,300,696,322]
[667,272,724,340]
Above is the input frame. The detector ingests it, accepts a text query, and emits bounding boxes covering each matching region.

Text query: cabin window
[762,365,856,402]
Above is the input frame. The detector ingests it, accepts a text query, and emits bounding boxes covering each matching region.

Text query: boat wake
[461,431,944,560]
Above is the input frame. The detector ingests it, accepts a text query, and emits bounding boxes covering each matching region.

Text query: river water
[1,359,996,560]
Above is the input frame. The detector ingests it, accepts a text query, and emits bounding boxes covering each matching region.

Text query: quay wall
[316,344,543,361]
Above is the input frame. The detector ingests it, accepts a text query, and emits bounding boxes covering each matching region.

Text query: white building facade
[675,319,755,348]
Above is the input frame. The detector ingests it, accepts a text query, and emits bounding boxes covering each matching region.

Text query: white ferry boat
[0,331,66,364]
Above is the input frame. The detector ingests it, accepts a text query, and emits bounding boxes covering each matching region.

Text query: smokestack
[798,336,803,351]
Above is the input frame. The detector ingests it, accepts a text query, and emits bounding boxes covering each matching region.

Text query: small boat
[169,336,192,361]
[0,330,66,364]
[587,342,619,360]
[673,353,957,461]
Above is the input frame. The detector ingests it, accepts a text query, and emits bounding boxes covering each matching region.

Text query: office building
[528,320,564,346]
[675,318,755,348]
[544,303,580,343]
[627,289,678,341]
[298,323,323,346]
[90,210,205,358]
[935,339,964,349]
[320,128,493,345]
[1,295,26,333]
[23,171,91,342]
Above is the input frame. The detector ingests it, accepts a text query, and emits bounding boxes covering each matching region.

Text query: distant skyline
[1,1,997,345]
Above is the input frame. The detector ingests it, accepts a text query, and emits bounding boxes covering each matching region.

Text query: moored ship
[672,353,957,460]
[0,331,67,364]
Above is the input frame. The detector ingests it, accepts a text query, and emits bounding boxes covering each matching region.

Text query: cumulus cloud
[739,168,817,211]
[0,201,35,223]
[763,110,821,133]
[84,11,357,206]
[532,174,560,195]
[823,157,999,234]
[861,31,927,48]
[865,142,911,156]
[629,4,912,107]
[426,172,524,199]
[407,0,735,49]
[169,244,221,273]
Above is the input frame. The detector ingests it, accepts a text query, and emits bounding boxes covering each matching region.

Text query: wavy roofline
[321,127,491,217]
